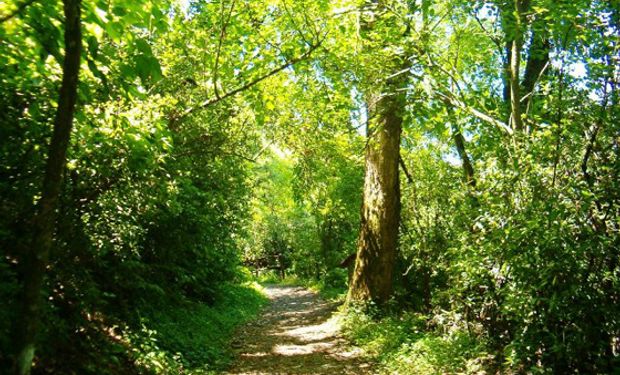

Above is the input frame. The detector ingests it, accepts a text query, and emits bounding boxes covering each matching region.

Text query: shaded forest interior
[0,0,619,374]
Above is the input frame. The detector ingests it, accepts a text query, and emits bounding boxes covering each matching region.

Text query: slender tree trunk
[440,104,478,209]
[502,42,512,103]
[452,124,476,188]
[12,0,81,373]
[500,0,530,132]
[347,90,403,303]
[520,27,550,116]
[508,1,525,132]
[447,106,476,188]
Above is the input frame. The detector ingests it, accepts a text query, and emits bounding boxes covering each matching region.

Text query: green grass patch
[341,307,490,374]
[123,282,268,374]
[303,278,347,301]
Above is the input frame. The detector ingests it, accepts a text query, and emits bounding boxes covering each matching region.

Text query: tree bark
[346,0,410,305]
[520,27,550,115]
[500,0,530,131]
[502,42,512,103]
[12,0,81,373]
[347,90,403,303]
[508,0,526,132]
[452,124,476,188]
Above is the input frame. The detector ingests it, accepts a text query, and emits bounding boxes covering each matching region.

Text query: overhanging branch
[437,91,513,135]
[175,38,325,123]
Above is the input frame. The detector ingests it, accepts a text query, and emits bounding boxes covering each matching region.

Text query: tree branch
[213,0,236,100]
[175,38,325,123]
[399,155,414,184]
[436,91,513,135]
[471,10,504,60]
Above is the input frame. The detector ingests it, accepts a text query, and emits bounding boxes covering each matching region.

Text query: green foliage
[1,0,618,373]
[124,283,268,373]
[1,0,278,371]
[341,308,488,374]
[242,130,363,284]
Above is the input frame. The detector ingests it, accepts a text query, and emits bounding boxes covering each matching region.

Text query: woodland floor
[224,285,374,375]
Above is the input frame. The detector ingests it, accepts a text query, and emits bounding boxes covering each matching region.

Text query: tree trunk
[12,0,81,373]
[453,126,476,186]
[508,0,525,132]
[347,90,403,304]
[346,0,410,305]
[500,0,530,132]
[520,27,550,116]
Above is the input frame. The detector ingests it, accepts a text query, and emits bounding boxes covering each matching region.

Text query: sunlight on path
[224,285,373,375]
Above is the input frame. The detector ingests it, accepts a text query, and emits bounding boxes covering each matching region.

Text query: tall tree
[347,87,405,303]
[347,1,409,304]
[12,0,81,373]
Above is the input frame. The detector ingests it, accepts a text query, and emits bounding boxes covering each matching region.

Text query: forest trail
[224,285,374,375]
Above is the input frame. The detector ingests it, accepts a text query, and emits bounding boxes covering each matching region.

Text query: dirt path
[224,285,374,375]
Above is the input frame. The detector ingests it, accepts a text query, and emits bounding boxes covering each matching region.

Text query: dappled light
[1,0,618,373]
[226,285,372,375]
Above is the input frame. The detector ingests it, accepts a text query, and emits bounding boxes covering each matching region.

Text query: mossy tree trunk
[347,90,404,304]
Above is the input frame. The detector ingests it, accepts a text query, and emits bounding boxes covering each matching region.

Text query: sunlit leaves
[1,0,618,372]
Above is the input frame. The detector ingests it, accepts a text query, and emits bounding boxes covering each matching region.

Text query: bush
[124,282,268,373]
[341,308,489,375]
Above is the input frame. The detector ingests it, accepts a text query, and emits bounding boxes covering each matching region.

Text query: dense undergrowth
[124,282,267,374]
[0,283,266,375]
[340,306,490,375]
[1,281,266,374]
[2,0,619,373]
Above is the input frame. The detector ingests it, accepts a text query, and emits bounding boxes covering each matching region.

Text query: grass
[340,306,491,375]
[123,282,268,374]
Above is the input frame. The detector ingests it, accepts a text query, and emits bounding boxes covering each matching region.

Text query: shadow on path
[224,285,373,375]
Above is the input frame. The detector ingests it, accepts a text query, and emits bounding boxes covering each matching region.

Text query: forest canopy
[0,0,618,374]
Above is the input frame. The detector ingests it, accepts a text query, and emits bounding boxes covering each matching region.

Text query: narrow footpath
[225,285,374,375]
